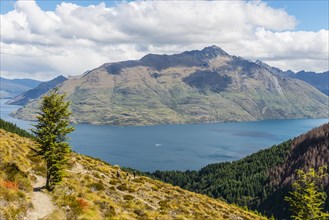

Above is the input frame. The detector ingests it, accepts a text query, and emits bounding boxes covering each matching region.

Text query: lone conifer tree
[32,89,74,190]
[285,166,329,220]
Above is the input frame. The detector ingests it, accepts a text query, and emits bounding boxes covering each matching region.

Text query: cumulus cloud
[0,0,328,80]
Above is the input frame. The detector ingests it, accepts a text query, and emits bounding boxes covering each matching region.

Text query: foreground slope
[0,128,265,220]
[151,123,329,219]
[12,46,328,125]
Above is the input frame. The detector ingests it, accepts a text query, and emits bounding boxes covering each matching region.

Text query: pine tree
[31,89,74,191]
[285,166,329,220]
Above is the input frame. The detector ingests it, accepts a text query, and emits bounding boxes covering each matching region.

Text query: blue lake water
[1,99,328,171]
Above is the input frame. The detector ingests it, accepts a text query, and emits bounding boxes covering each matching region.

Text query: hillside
[0,77,41,99]
[255,61,329,96]
[150,123,329,219]
[0,118,34,139]
[261,122,329,218]
[294,71,329,96]
[0,128,266,220]
[6,75,67,105]
[11,46,328,125]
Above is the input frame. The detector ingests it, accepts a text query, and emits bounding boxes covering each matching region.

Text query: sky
[1,0,328,80]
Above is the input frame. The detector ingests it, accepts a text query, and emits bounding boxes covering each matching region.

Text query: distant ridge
[0,77,41,98]
[294,70,329,96]
[11,46,329,125]
[7,75,67,105]
[255,60,329,96]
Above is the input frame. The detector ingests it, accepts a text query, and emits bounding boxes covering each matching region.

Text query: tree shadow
[33,186,46,192]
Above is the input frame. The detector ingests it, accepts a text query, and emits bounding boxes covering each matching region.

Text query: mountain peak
[201,45,229,56]
[54,75,67,80]
[182,45,229,60]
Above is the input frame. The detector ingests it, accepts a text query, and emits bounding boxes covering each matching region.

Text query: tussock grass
[0,129,42,219]
[51,153,267,219]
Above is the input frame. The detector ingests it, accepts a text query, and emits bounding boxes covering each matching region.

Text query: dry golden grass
[53,154,267,219]
[0,129,37,220]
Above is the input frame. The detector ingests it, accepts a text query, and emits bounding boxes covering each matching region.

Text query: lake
[1,99,328,171]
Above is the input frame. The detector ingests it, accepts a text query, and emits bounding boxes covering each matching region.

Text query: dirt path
[25,175,56,220]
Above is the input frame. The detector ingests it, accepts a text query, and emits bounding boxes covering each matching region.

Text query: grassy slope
[0,129,266,220]
[0,129,43,220]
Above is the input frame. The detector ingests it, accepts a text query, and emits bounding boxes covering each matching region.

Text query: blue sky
[0,0,123,12]
[1,0,328,31]
[0,0,122,13]
[1,0,328,80]
[265,0,328,31]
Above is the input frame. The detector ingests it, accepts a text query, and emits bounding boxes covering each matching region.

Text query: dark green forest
[0,118,34,139]
[149,141,292,212]
[148,123,329,219]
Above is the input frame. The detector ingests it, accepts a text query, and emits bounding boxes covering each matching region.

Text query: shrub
[93,172,101,179]
[117,184,129,191]
[134,209,148,218]
[123,195,134,201]
[88,182,105,191]
[158,200,171,210]
[77,198,89,210]
[1,181,19,191]
[132,178,145,184]
[2,163,22,181]
[109,179,119,185]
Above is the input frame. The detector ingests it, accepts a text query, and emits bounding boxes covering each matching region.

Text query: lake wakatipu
[1,99,328,171]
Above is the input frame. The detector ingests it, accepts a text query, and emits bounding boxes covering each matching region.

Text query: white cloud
[0,0,328,80]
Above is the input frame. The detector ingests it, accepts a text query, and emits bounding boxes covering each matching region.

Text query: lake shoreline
[1,98,328,172]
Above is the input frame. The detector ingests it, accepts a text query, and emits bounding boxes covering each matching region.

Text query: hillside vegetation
[0,118,34,139]
[0,130,43,219]
[150,123,329,219]
[0,128,266,220]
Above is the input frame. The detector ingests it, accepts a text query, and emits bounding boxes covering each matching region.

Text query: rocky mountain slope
[6,75,67,105]
[0,127,265,220]
[12,46,328,125]
[151,123,329,219]
[0,77,41,99]
[255,60,329,96]
[293,70,329,96]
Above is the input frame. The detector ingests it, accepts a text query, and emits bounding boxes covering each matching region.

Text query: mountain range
[0,77,41,99]
[9,46,329,125]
